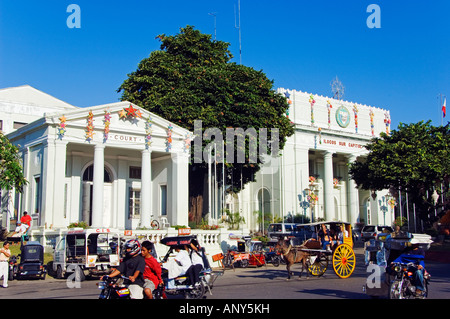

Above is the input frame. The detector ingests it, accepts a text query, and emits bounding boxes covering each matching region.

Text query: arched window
[82,165,112,183]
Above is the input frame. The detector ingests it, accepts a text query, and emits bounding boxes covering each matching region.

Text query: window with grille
[129,188,141,218]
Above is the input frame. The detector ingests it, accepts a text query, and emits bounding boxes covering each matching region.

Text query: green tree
[349,121,450,226]
[118,26,294,222]
[0,133,27,192]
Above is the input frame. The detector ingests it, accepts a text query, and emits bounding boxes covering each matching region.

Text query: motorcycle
[388,260,430,299]
[8,255,17,280]
[98,275,165,299]
[264,250,282,267]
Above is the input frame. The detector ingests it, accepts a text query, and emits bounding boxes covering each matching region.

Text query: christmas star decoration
[125,104,138,117]
[119,109,127,119]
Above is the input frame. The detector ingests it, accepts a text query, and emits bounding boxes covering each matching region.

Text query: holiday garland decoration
[86,110,95,141]
[284,91,292,118]
[327,100,333,128]
[369,109,375,136]
[58,115,67,139]
[184,132,193,153]
[307,191,318,205]
[384,111,391,135]
[309,94,316,125]
[353,105,359,133]
[333,177,341,188]
[119,104,143,121]
[388,198,397,209]
[166,124,173,151]
[103,109,111,141]
[145,117,153,149]
[318,127,322,144]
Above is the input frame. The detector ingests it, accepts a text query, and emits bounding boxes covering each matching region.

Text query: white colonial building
[226,88,394,231]
[1,85,191,232]
[1,85,395,235]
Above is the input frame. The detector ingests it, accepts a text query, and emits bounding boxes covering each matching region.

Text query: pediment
[47,102,192,152]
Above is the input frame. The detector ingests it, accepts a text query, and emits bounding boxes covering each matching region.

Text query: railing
[30,227,249,267]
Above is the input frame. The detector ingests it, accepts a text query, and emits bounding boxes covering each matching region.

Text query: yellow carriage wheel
[308,254,328,276]
[332,244,355,279]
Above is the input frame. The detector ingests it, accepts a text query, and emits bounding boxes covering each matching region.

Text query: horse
[275,239,310,281]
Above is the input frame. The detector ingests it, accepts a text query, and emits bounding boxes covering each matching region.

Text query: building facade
[1,85,395,233]
[227,88,394,231]
[1,86,191,231]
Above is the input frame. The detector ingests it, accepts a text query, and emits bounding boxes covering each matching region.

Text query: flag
[443,98,447,118]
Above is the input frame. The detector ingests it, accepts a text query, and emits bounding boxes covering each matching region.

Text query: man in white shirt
[11,222,29,237]
[0,241,11,288]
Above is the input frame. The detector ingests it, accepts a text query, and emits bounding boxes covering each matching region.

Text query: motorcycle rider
[102,239,146,299]
[391,242,427,297]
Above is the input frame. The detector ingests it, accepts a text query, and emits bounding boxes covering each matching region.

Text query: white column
[41,140,56,228]
[347,155,359,225]
[171,153,189,227]
[91,144,105,227]
[140,149,152,228]
[52,140,68,227]
[117,156,128,229]
[323,151,335,221]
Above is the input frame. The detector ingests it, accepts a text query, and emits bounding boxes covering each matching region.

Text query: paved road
[1,246,449,300]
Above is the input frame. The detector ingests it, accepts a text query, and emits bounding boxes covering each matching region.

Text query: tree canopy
[349,121,450,224]
[0,133,27,192]
[117,26,294,220]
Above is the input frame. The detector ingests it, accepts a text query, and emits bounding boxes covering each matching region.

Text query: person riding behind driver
[102,239,146,299]
[163,245,192,289]
[141,240,163,299]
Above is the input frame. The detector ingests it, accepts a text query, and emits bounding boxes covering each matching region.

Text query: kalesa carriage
[274,221,356,279]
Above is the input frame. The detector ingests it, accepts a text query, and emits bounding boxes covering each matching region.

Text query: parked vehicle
[223,236,266,268]
[264,240,283,267]
[267,223,313,239]
[50,228,121,280]
[10,241,47,280]
[361,225,393,242]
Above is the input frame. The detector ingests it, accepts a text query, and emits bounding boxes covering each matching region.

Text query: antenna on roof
[234,0,242,64]
[331,76,345,100]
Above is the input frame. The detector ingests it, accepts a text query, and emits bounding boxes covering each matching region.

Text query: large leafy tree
[118,26,294,222]
[349,121,450,226]
[0,133,27,192]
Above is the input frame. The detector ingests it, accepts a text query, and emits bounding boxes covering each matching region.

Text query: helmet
[124,239,141,257]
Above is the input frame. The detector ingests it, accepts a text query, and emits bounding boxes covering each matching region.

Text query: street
[1,246,450,300]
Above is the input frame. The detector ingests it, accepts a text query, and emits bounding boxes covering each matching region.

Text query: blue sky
[0,1,449,129]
